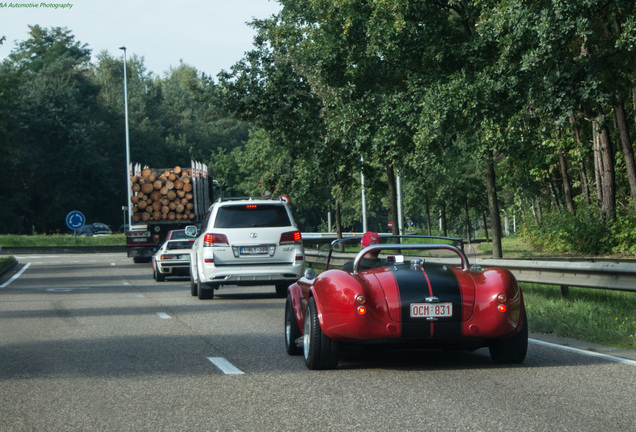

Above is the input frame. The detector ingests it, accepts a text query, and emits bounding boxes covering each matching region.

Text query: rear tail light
[280,230,302,245]
[203,233,229,247]
[497,293,508,313]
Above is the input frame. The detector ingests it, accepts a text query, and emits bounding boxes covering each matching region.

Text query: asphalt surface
[1,253,635,431]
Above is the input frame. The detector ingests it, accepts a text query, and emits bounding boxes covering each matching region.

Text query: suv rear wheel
[197,280,215,300]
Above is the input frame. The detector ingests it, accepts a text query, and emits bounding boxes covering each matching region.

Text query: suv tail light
[203,233,229,247]
[279,230,302,245]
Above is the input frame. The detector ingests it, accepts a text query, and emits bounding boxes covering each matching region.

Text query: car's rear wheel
[489,311,528,364]
[303,297,339,369]
[155,269,165,282]
[190,275,198,296]
[197,280,215,300]
[285,295,302,356]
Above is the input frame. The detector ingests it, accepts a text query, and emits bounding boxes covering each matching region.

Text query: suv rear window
[214,204,291,228]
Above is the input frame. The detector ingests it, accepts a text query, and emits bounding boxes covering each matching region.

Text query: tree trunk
[615,97,636,213]
[334,198,344,251]
[386,160,399,235]
[464,200,472,243]
[441,203,447,237]
[593,122,604,207]
[558,148,575,213]
[425,191,432,236]
[485,150,502,258]
[569,113,590,204]
[598,123,616,220]
[482,212,490,242]
[632,88,636,127]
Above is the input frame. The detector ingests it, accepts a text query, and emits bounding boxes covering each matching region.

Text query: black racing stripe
[393,263,462,340]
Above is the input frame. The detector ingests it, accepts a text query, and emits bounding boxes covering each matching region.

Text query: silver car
[188,197,305,299]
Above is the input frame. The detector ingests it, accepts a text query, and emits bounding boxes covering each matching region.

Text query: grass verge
[0,256,16,274]
[522,283,636,350]
[0,234,125,246]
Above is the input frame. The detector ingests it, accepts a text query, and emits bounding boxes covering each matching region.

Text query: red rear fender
[311,270,397,341]
[468,268,524,337]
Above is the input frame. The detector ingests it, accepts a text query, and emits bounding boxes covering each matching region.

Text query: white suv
[187,197,305,299]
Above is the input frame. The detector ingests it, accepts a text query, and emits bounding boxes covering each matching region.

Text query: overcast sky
[0,0,282,77]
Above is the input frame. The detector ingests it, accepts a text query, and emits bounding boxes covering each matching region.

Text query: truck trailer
[126,161,212,263]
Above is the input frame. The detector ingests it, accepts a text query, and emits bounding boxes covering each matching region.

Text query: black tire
[155,269,165,282]
[190,275,198,296]
[285,295,302,356]
[197,280,215,300]
[275,283,289,298]
[489,311,528,364]
[303,297,339,370]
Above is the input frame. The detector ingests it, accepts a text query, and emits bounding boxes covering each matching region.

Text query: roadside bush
[611,214,636,256]
[519,206,615,255]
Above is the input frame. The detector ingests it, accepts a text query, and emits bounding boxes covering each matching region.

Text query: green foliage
[3,1,636,258]
[611,214,636,255]
[0,26,248,234]
[0,234,125,246]
[519,206,615,255]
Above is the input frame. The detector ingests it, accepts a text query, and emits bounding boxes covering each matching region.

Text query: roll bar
[325,235,466,271]
[350,243,470,274]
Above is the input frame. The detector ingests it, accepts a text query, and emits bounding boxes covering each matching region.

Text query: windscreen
[166,240,195,250]
[214,204,291,228]
[169,231,188,240]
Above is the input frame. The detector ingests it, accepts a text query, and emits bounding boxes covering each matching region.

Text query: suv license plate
[240,246,269,255]
[410,303,452,318]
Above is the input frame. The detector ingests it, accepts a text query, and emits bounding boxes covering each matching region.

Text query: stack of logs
[130,166,195,222]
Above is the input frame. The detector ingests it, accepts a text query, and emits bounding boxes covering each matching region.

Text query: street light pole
[119,46,132,229]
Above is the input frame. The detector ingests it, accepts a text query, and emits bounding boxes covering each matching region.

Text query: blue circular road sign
[66,210,86,231]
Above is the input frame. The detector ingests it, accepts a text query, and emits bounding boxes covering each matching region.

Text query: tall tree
[0,26,120,232]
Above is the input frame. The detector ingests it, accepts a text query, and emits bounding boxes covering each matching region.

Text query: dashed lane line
[208,357,245,375]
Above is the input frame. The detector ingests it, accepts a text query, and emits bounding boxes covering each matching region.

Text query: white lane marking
[530,339,636,367]
[156,312,172,319]
[1,262,31,288]
[136,295,145,298]
[208,357,245,375]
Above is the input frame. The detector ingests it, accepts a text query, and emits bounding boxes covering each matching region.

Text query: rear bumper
[157,263,191,276]
[201,265,302,285]
[127,247,156,258]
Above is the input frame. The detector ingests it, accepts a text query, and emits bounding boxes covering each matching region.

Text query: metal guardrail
[304,250,636,293]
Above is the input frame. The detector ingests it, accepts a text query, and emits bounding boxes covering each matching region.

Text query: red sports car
[285,236,528,369]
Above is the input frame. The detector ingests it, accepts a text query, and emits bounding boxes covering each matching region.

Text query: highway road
[1,253,635,431]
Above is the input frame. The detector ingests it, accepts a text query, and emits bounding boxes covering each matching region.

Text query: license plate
[240,246,268,255]
[410,303,453,318]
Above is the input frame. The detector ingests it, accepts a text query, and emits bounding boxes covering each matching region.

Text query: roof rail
[215,196,285,203]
